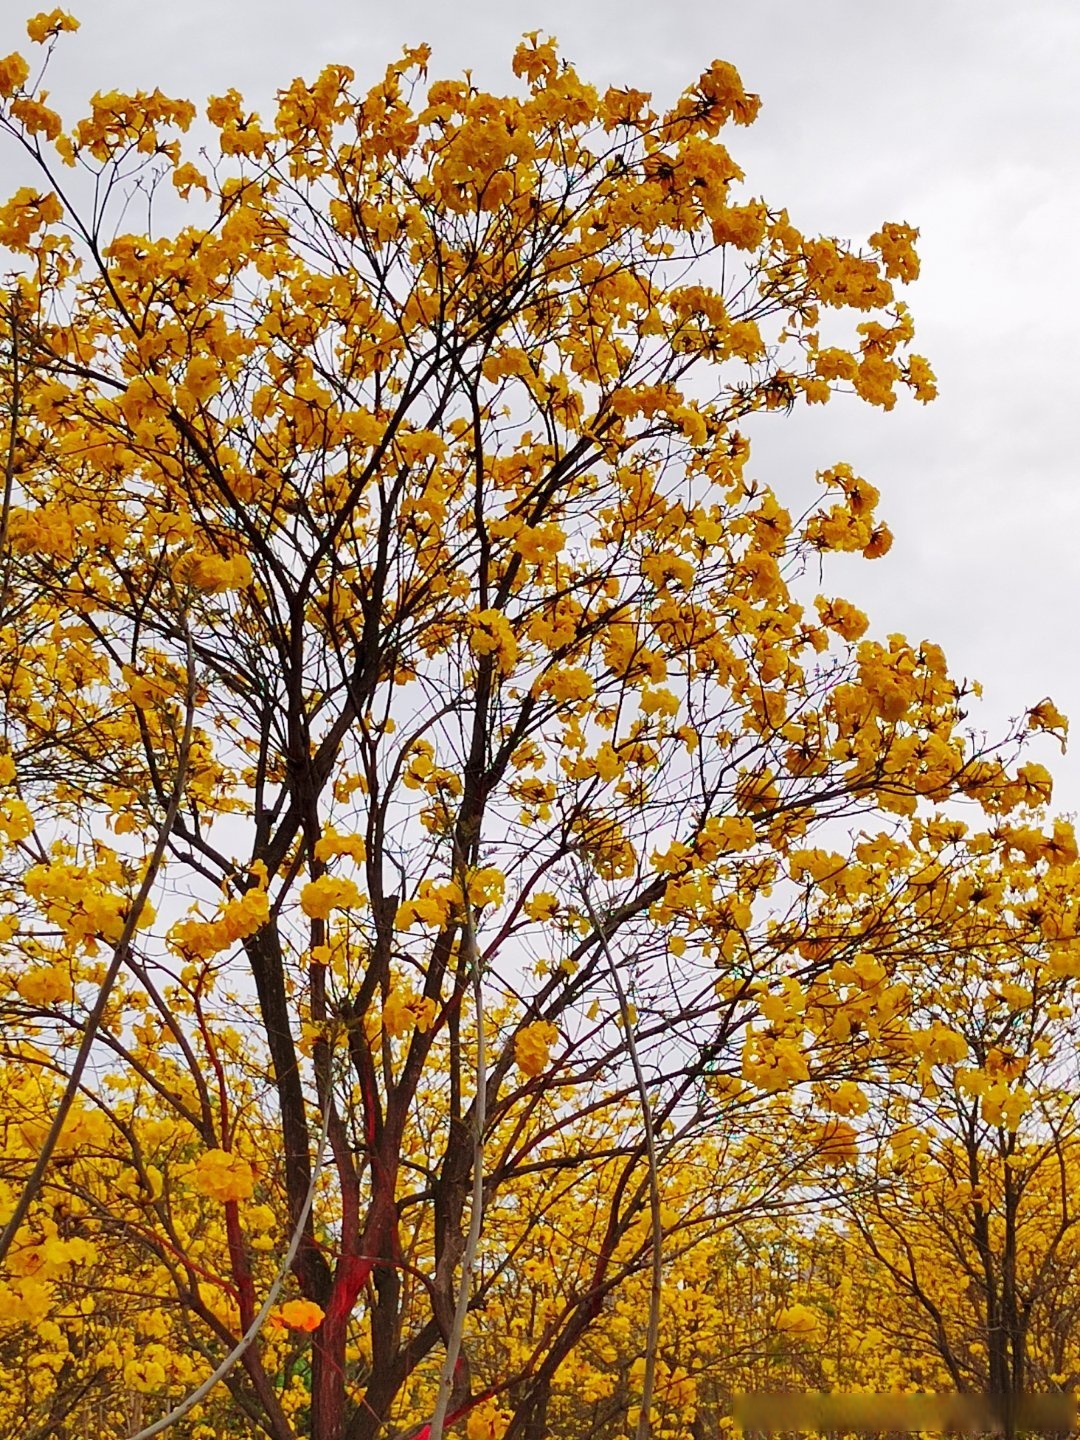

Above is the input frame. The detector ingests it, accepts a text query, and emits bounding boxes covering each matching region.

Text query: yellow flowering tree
[0,11,1067,1440]
[829,835,1080,1432]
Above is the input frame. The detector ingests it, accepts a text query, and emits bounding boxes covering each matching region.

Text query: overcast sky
[4,1,1078,808]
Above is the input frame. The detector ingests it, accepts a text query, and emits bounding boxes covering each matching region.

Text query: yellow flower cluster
[467,608,518,671]
[183,551,253,593]
[170,887,269,959]
[299,873,363,920]
[271,1299,325,1332]
[191,1148,256,1204]
[514,1020,559,1078]
[382,986,437,1039]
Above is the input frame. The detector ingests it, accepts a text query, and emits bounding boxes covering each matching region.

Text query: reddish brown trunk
[312,1251,371,1440]
[311,1179,397,1439]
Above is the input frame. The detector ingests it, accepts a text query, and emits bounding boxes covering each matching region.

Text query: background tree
[831,831,1080,1437]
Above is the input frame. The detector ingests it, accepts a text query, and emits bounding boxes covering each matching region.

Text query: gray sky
[4,0,1078,808]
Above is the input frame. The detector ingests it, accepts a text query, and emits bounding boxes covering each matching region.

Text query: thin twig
[580,877,663,1440]
[0,290,23,616]
[429,852,487,1440]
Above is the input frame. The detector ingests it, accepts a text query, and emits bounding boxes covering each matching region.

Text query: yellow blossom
[191,1149,255,1204]
[514,1020,559,1078]
[300,874,363,920]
